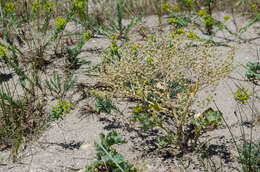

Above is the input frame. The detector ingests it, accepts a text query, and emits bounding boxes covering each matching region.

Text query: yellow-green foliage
[234,88,252,105]
[99,32,234,105]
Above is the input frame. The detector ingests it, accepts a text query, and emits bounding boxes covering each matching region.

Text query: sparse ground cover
[0,0,260,171]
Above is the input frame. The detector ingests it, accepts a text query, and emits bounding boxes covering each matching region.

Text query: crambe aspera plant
[96,31,234,152]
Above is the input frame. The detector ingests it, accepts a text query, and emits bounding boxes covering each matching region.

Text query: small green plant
[245,62,260,84]
[193,109,223,131]
[192,108,223,147]
[203,16,215,35]
[38,100,72,131]
[85,131,138,172]
[52,17,67,40]
[163,4,191,28]
[238,140,260,172]
[234,87,252,105]
[132,104,163,131]
[65,32,91,69]
[0,92,24,161]
[167,14,191,29]
[91,91,121,115]
[109,35,121,61]
[48,100,72,122]
[45,71,77,100]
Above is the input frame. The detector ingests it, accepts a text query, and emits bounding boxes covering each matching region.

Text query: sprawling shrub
[96,31,234,151]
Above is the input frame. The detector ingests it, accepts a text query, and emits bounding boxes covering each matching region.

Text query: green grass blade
[125,15,142,37]
[117,0,123,31]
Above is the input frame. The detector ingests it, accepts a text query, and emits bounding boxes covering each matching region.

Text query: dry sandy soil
[0,12,260,172]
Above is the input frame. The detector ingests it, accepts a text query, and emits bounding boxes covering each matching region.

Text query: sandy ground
[1,12,260,172]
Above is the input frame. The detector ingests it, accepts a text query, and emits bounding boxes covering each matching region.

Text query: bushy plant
[96,31,234,151]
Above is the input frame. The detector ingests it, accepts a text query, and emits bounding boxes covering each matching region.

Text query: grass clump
[96,31,234,152]
[0,0,79,161]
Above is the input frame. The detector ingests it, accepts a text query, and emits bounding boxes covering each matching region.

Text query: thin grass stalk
[213,101,242,161]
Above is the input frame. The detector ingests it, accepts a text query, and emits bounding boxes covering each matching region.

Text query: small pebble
[80,143,92,150]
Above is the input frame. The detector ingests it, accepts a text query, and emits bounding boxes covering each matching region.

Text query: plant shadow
[39,140,83,150]
[0,73,13,83]
[201,144,232,163]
